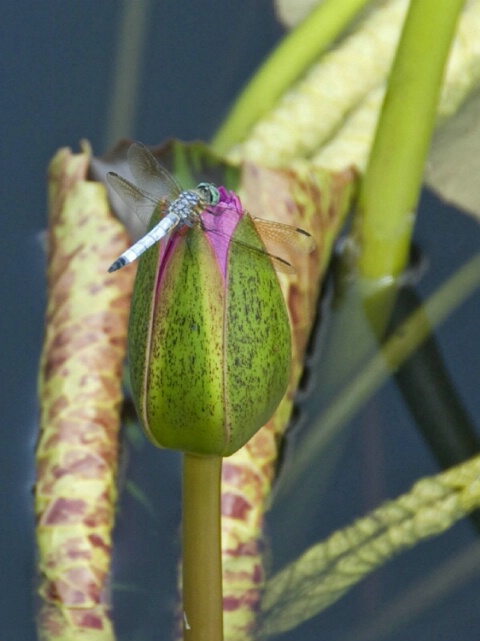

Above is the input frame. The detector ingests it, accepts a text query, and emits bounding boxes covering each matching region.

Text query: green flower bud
[129,186,291,456]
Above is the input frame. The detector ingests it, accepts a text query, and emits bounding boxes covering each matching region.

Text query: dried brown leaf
[36,144,136,640]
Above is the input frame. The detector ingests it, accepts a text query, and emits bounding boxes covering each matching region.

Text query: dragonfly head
[196,182,220,206]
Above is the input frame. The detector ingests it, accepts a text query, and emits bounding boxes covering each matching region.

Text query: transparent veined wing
[201,209,316,274]
[223,235,297,274]
[107,172,168,226]
[252,217,317,265]
[128,142,183,203]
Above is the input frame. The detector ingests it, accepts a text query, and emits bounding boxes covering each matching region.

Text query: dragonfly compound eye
[197,182,220,206]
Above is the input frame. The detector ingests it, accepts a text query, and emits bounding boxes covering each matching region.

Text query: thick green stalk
[182,454,223,641]
[211,0,372,154]
[355,0,466,280]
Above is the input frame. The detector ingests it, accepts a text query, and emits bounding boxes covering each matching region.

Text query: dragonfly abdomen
[108,212,181,272]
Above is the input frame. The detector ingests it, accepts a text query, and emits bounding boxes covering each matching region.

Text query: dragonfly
[106,142,316,273]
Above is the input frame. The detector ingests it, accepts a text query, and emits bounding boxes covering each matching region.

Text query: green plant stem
[355,0,466,281]
[211,0,372,155]
[182,454,223,641]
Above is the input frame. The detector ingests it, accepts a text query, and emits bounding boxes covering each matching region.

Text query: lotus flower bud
[128,187,291,456]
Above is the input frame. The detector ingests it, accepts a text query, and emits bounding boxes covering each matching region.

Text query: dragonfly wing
[251,217,317,257]
[202,209,296,274]
[128,142,183,202]
[107,172,166,226]
[230,237,296,273]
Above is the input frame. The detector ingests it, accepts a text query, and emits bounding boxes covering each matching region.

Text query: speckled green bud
[128,186,291,456]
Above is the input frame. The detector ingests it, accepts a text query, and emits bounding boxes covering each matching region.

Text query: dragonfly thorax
[169,189,208,227]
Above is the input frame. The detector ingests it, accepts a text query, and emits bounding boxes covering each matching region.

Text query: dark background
[2,2,480,641]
